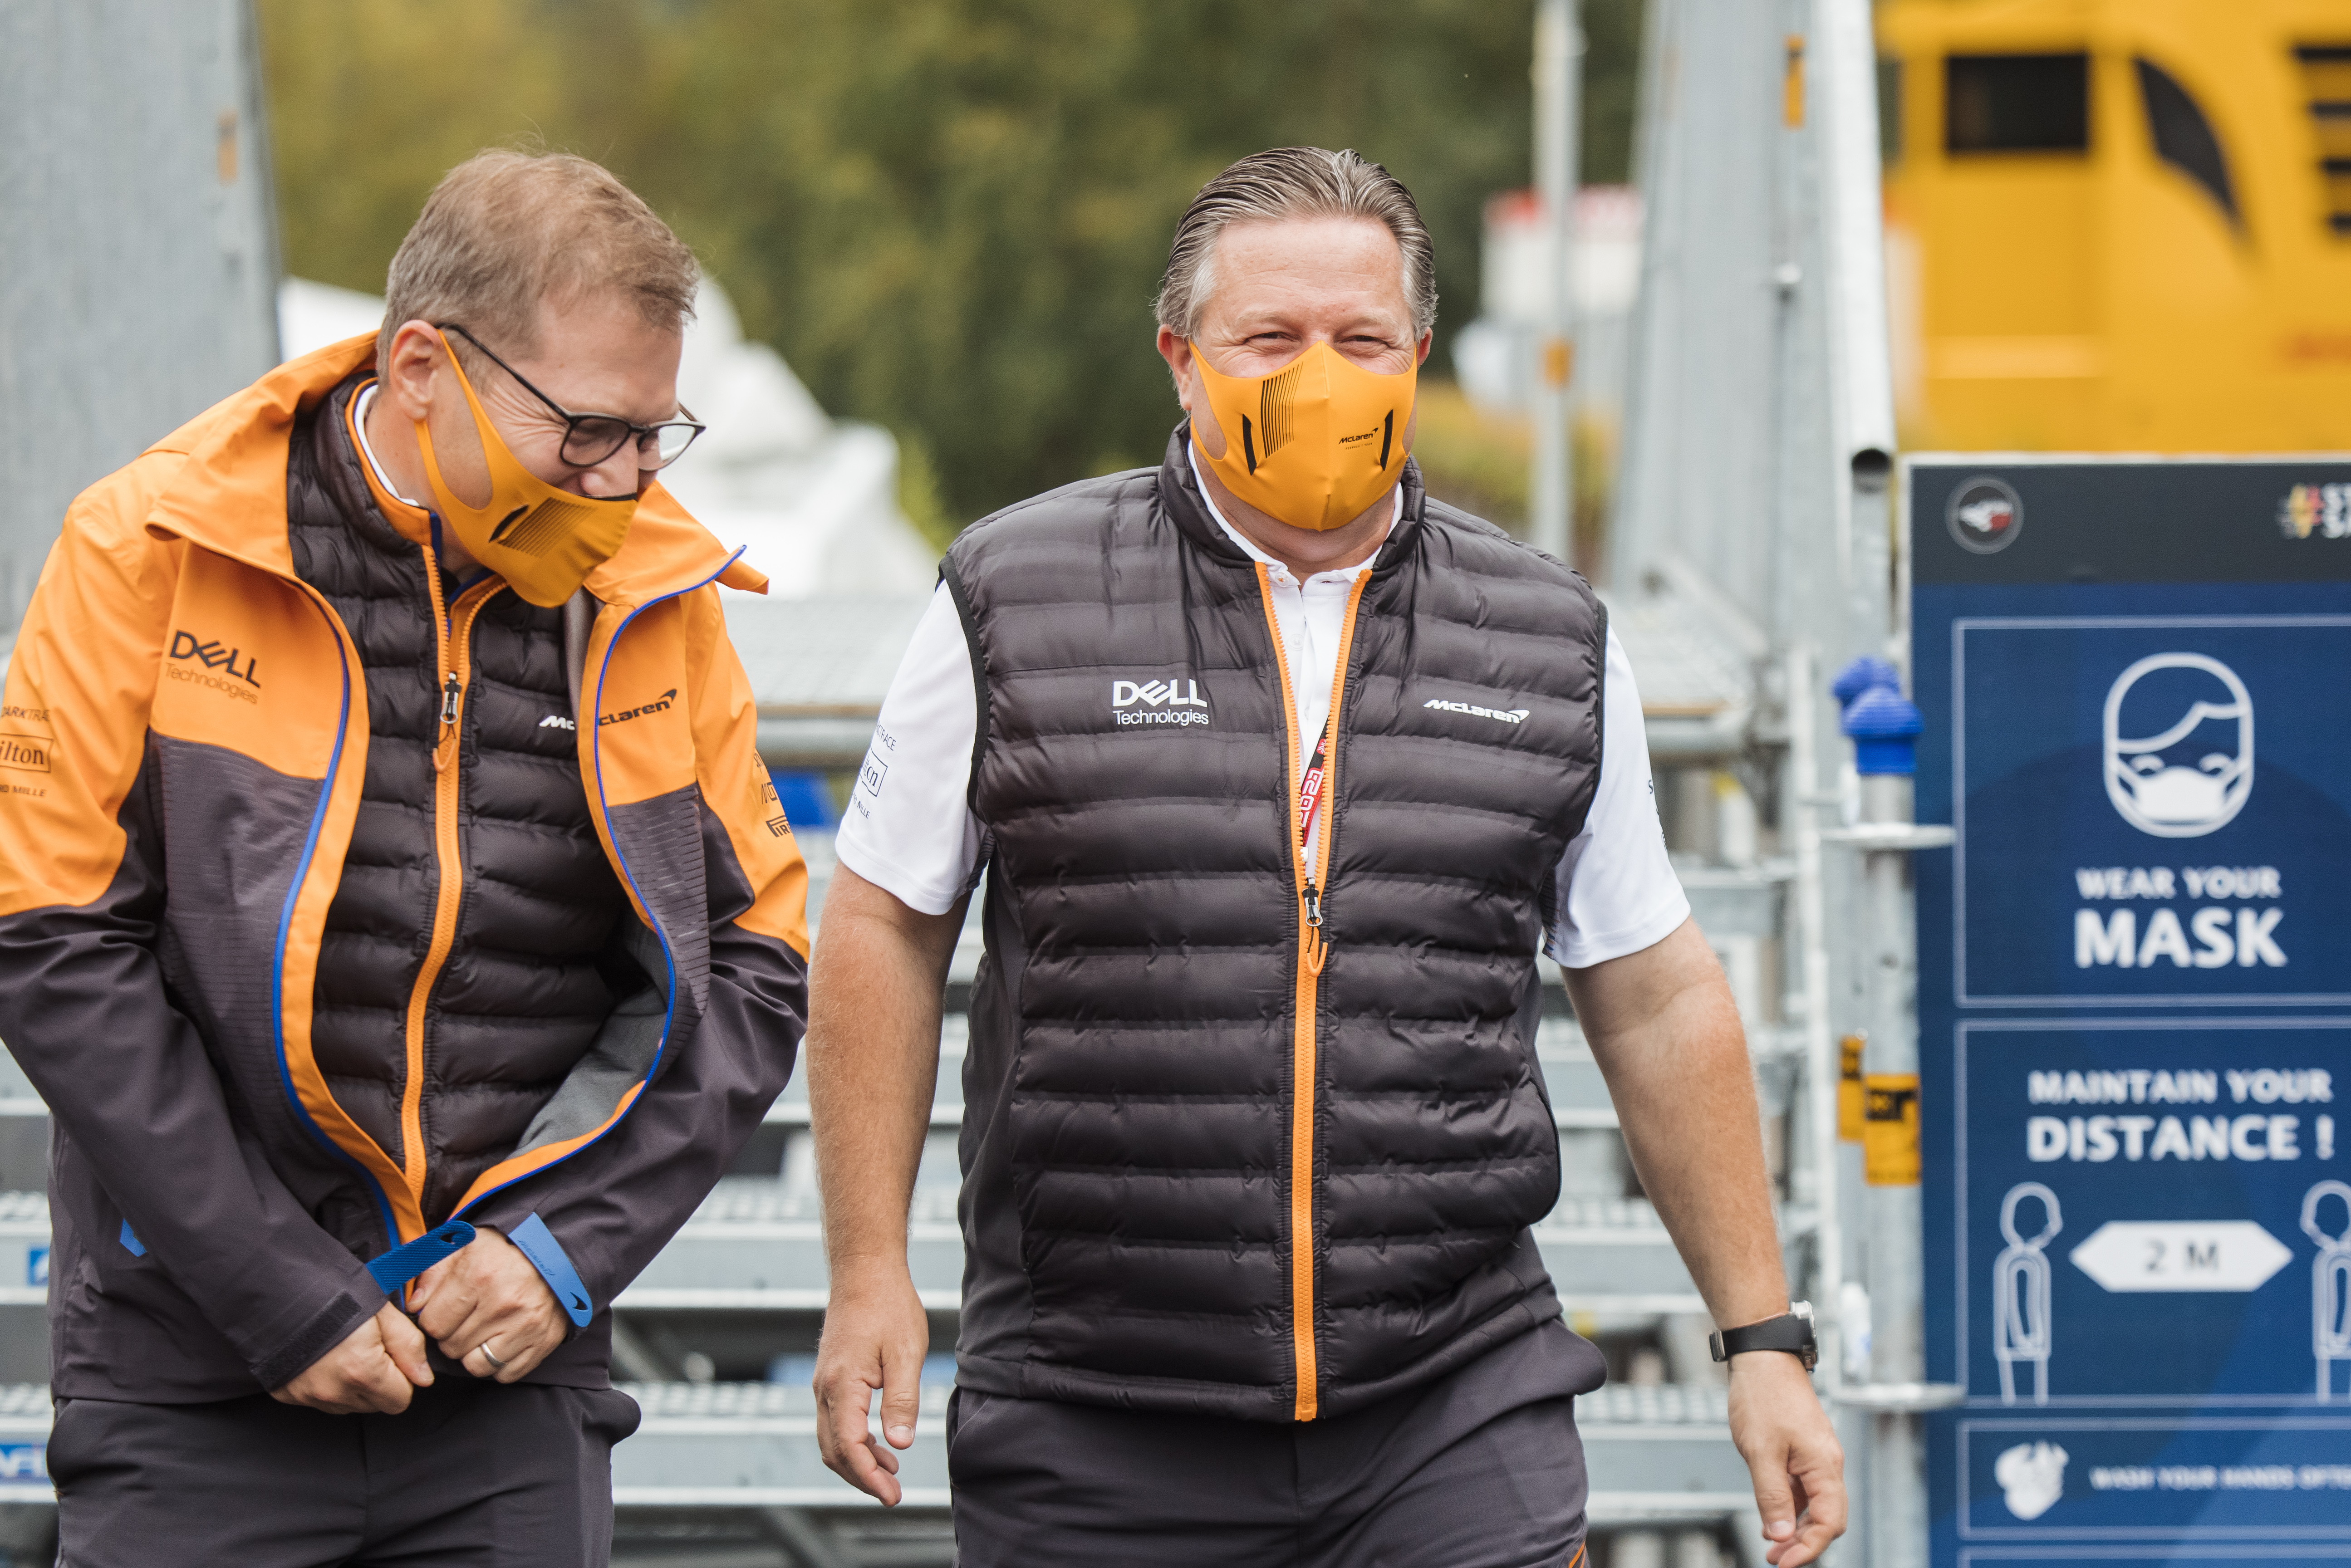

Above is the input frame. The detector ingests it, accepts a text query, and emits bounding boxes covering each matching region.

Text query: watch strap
[1708,1307,1818,1370]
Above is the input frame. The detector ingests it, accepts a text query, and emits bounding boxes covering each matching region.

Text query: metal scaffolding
[0,0,281,638]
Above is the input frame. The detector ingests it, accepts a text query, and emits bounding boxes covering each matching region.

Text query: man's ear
[1416,329,1433,368]
[1155,327,1195,415]
[380,320,445,423]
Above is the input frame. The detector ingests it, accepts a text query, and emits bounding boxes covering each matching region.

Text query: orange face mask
[412,331,638,608]
[1189,340,1415,532]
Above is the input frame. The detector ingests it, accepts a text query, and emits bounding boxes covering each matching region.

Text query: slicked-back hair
[378,149,699,369]
[1154,147,1437,341]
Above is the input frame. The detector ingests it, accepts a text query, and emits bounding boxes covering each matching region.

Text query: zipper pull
[1302,881,1330,975]
[434,672,461,772]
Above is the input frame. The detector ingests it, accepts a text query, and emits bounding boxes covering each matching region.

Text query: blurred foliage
[1413,382,1531,531]
[1412,386,1617,566]
[260,0,1644,528]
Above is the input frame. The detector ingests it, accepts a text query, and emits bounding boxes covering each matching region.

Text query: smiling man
[809,147,1845,1566]
[0,151,807,1566]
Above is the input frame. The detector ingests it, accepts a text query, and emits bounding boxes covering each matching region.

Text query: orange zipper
[397,562,501,1226]
[1254,565,1371,1422]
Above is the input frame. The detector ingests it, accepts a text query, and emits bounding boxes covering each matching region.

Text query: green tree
[261,0,1641,529]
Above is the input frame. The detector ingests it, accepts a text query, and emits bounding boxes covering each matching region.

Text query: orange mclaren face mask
[412,331,638,607]
[1189,340,1416,532]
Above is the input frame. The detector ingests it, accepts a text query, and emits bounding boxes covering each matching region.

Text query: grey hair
[1153,147,1437,341]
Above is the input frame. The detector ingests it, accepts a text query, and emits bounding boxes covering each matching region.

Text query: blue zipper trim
[270,593,402,1250]
[450,548,744,1222]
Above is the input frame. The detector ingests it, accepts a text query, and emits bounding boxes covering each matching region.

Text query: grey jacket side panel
[8,739,388,1400]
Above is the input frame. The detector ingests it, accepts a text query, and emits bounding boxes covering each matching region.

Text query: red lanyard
[1296,717,1333,848]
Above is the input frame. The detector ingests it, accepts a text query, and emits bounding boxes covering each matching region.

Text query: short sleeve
[834,583,987,916]
[1546,627,1691,968]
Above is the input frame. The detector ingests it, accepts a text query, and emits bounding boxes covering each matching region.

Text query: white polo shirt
[836,470,1689,969]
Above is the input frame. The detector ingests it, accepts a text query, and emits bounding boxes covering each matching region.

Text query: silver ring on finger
[479,1341,509,1372]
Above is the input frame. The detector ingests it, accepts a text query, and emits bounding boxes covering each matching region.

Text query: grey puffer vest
[288,379,638,1227]
[947,429,1608,1422]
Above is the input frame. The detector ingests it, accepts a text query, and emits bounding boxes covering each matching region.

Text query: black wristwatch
[1708,1301,1817,1371]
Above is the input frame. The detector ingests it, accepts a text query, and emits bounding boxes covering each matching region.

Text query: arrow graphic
[2069,1220,2293,1293]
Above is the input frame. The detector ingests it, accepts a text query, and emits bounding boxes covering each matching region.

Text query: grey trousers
[48,1379,640,1568]
[948,1319,1604,1568]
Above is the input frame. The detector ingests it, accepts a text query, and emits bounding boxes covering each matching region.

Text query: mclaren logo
[598,689,677,728]
[1424,697,1530,725]
[538,714,577,730]
[1112,676,1211,728]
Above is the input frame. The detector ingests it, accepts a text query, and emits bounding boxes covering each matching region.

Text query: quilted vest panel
[947,433,1606,1421]
[288,380,635,1224]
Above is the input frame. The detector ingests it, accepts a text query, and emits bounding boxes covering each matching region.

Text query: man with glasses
[0,150,808,1566]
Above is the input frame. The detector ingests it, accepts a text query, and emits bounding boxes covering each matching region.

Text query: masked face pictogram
[2102,652,2253,838]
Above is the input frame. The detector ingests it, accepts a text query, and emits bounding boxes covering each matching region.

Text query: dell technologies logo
[1112,676,1210,727]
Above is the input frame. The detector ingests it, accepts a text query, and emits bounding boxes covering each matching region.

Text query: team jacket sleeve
[0,481,388,1391]
[461,585,810,1312]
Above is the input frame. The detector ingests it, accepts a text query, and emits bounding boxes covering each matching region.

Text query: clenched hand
[409,1226,569,1383]
[272,1303,433,1414]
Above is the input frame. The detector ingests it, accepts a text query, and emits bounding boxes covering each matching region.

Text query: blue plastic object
[769,770,839,829]
[510,1212,595,1328]
[1831,655,1901,710]
[1841,683,1925,776]
[363,1220,477,1293]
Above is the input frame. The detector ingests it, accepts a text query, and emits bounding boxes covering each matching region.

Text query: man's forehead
[509,293,683,417]
[1205,217,1412,325]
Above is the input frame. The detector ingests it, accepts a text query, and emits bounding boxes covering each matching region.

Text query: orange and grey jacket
[0,337,809,1400]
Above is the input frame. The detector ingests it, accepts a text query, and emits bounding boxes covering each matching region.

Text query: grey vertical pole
[1859,739,1924,1568]
[0,0,281,638]
[1529,0,1579,566]
[1830,681,1962,1568]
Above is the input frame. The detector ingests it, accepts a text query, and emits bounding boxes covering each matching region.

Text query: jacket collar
[1156,423,1427,578]
[140,331,765,604]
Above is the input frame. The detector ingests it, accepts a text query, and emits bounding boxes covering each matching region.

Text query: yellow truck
[1876,0,2351,455]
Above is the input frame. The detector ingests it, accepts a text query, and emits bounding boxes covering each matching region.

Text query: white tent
[275,276,938,600]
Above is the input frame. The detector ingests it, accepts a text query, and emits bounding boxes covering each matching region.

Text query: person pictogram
[2302,1181,2351,1400]
[1994,1182,2062,1406]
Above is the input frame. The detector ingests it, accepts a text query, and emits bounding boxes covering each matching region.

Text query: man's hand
[1728,1351,1847,1567]
[408,1226,569,1383]
[271,1302,433,1414]
[812,1263,928,1505]
[805,866,962,1506]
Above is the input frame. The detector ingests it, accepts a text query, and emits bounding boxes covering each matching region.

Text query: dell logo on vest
[1111,676,1210,728]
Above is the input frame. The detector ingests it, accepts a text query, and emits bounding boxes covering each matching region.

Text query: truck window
[1946,54,2090,153]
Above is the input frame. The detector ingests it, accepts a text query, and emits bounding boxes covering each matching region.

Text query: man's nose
[574,442,641,499]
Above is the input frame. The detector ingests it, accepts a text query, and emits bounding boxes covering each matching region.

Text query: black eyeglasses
[438,323,706,470]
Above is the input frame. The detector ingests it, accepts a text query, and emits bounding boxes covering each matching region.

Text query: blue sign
[1914,458,2351,1565]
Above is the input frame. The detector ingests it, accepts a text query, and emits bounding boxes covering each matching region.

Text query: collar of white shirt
[1186,446,1399,588]
[351,383,427,509]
